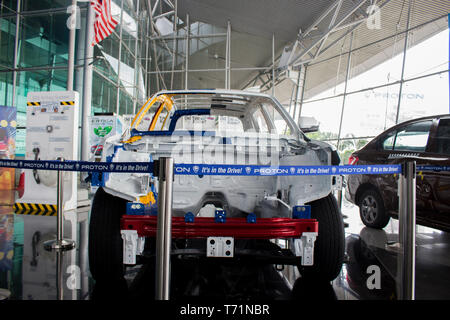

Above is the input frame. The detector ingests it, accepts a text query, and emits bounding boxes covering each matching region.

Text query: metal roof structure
[147,0,449,104]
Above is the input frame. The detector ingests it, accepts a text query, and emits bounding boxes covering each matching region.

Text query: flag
[91,0,118,46]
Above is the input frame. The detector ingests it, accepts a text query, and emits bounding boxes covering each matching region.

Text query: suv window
[434,119,450,155]
[381,120,432,152]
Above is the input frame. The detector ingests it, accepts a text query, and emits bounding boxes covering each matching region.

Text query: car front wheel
[358,189,390,229]
[300,193,345,281]
[89,187,127,281]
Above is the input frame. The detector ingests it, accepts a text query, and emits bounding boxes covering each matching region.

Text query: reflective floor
[1,189,450,300]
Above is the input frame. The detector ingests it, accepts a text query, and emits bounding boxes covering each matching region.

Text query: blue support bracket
[292,205,311,219]
[185,212,195,223]
[215,209,226,223]
[91,172,105,187]
[247,213,257,223]
[126,202,146,215]
[106,154,114,163]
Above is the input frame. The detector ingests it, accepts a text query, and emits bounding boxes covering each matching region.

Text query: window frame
[378,119,435,153]
[427,117,450,156]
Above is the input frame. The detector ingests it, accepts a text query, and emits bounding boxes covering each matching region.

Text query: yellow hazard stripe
[60,101,75,106]
[13,203,22,213]
[27,102,41,106]
[30,203,38,213]
[13,203,57,216]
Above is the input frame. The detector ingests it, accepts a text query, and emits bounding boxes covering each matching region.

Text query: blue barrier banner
[173,164,402,176]
[417,165,450,172]
[0,159,153,173]
[1,159,449,176]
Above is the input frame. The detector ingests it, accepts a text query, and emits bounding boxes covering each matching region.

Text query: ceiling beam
[289,0,370,67]
[316,0,393,59]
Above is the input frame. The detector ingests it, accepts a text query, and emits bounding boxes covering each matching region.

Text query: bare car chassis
[88,90,345,285]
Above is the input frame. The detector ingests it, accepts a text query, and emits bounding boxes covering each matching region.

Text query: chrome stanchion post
[56,250,64,300]
[44,158,76,251]
[155,157,174,300]
[397,160,416,300]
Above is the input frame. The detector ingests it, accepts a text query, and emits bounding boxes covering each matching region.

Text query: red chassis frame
[121,215,318,239]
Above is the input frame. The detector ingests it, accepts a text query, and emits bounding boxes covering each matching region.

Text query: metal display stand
[154,157,174,300]
[397,160,416,300]
[44,158,76,252]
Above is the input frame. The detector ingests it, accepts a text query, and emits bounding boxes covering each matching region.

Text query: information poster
[88,115,123,161]
[0,106,16,205]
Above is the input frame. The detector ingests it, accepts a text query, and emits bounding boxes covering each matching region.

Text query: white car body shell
[101,90,338,218]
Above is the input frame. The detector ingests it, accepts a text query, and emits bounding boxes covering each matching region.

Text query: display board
[17,91,79,211]
[88,115,123,161]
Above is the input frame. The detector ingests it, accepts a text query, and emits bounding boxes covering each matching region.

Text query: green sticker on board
[94,126,112,137]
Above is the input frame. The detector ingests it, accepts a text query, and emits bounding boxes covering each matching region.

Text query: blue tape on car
[293,205,311,219]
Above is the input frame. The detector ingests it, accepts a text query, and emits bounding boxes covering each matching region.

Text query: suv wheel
[358,189,390,229]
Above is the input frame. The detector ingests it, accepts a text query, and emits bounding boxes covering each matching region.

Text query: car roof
[378,114,450,136]
[139,88,304,139]
[153,89,274,100]
[394,114,450,127]
[361,114,450,150]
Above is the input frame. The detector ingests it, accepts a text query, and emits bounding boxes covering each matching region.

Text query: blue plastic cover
[214,209,226,223]
[292,205,311,219]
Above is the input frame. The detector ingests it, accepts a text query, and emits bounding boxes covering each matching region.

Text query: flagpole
[67,0,77,91]
[81,2,94,162]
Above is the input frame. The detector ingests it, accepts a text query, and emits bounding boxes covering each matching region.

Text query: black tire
[89,187,127,281]
[358,189,390,229]
[301,193,345,281]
